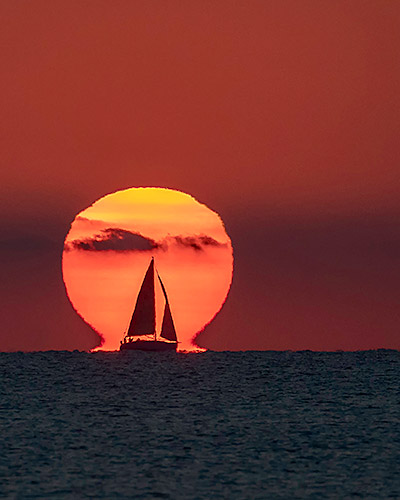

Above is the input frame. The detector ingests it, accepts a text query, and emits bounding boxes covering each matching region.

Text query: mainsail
[127,258,156,337]
[158,275,178,342]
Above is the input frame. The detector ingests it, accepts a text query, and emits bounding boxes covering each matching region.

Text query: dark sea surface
[0,351,399,499]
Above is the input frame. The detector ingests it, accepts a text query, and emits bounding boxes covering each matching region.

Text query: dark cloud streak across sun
[174,235,226,251]
[65,228,227,253]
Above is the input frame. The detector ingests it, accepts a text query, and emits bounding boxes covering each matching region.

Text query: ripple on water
[0,350,399,498]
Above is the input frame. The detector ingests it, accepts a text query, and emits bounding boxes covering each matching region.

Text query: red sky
[1,0,399,350]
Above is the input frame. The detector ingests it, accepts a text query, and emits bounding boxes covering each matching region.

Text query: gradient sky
[1,0,399,351]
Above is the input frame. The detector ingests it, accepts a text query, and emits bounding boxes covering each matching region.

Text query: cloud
[65,229,226,253]
[65,228,160,252]
[172,235,227,251]
[0,233,57,256]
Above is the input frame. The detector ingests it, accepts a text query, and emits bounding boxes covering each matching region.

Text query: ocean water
[0,351,399,499]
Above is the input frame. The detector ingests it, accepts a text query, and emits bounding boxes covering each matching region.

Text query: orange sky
[1,1,400,351]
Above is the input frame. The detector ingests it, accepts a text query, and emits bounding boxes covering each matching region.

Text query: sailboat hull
[120,340,177,352]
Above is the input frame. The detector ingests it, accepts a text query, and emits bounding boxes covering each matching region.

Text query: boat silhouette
[120,257,178,352]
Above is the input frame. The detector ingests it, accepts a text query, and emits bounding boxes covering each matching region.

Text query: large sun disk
[62,187,233,351]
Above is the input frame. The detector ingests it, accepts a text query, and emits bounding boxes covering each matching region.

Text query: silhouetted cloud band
[65,228,226,253]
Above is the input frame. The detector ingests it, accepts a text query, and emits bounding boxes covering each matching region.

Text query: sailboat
[120,257,178,351]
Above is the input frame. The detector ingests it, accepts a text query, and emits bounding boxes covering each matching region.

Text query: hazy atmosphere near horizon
[1,0,400,351]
